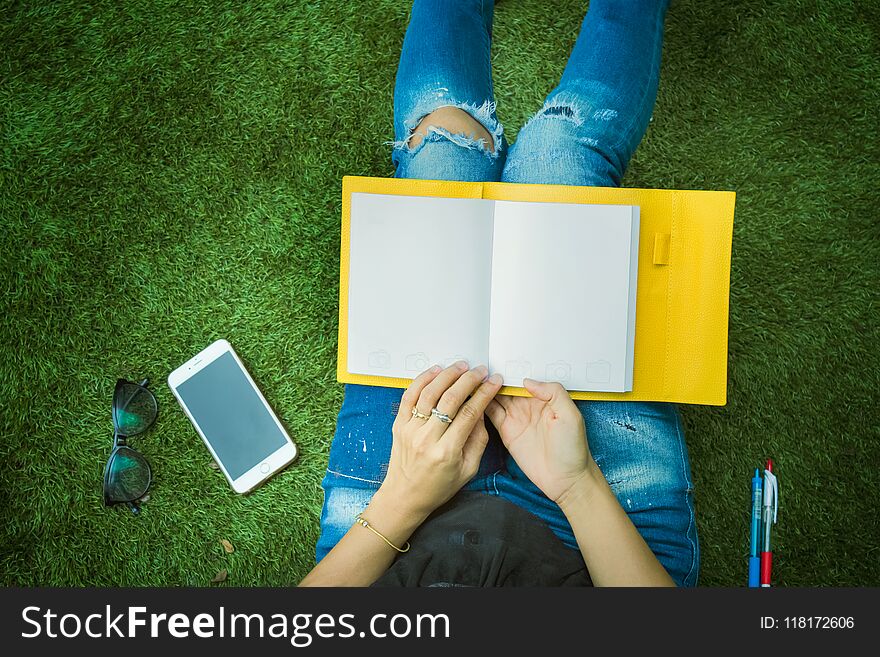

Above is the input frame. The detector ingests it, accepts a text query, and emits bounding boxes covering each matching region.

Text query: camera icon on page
[368,350,391,369]
[505,360,532,381]
[405,352,431,371]
[586,360,612,384]
[545,360,572,384]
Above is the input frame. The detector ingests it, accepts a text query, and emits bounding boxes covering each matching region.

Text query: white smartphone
[168,339,298,494]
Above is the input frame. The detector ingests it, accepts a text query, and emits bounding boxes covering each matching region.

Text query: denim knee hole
[385,99,505,159]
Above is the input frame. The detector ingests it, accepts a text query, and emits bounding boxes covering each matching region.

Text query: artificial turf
[1,0,878,587]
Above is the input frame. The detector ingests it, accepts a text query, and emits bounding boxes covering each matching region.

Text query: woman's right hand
[379,360,503,518]
[486,378,599,504]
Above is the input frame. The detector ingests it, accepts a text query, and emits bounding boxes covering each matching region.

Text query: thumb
[523,378,574,416]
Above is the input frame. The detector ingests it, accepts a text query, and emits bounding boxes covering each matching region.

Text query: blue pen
[748,468,762,587]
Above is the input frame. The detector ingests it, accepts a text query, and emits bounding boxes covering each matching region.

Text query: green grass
[1,0,878,586]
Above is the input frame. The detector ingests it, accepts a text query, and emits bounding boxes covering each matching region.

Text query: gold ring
[411,407,430,420]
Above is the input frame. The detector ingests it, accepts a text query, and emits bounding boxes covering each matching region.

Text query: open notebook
[338,176,736,406]
[346,192,640,392]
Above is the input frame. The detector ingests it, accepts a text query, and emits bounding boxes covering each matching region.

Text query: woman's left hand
[379,361,504,518]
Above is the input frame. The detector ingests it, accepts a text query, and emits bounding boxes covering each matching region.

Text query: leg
[315,385,399,562]
[495,0,700,586]
[387,0,507,181]
[502,0,670,186]
[317,0,509,561]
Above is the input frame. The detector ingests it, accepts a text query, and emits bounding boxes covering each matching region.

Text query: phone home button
[259,462,270,474]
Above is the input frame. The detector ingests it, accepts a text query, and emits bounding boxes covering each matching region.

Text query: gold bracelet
[354,514,411,553]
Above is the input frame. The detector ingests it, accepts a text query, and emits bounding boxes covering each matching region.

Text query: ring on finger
[411,407,430,421]
[431,408,452,424]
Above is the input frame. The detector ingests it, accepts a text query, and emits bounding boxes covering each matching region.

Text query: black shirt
[372,492,592,587]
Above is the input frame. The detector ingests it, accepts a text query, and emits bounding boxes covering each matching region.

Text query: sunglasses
[103,378,157,514]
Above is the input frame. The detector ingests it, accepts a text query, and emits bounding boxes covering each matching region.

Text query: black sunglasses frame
[103,378,157,514]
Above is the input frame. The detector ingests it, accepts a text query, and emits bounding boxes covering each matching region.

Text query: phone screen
[176,351,288,479]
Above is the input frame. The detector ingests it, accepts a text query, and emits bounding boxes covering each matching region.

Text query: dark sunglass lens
[105,447,151,503]
[114,382,157,436]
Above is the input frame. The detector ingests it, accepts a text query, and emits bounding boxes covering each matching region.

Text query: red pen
[760,459,779,587]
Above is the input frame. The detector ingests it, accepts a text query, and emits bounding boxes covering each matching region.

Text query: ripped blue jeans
[317,0,699,587]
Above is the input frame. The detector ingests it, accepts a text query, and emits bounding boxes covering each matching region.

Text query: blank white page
[487,200,640,392]
[347,193,495,379]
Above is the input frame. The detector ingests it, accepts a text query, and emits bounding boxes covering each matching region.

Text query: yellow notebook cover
[337,175,735,406]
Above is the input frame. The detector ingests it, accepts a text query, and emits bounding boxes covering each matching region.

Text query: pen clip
[764,469,778,524]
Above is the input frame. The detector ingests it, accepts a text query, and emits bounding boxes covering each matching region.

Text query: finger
[415,360,470,429]
[461,412,489,474]
[429,364,489,434]
[440,373,504,448]
[394,364,442,430]
[522,377,575,417]
[485,398,506,430]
